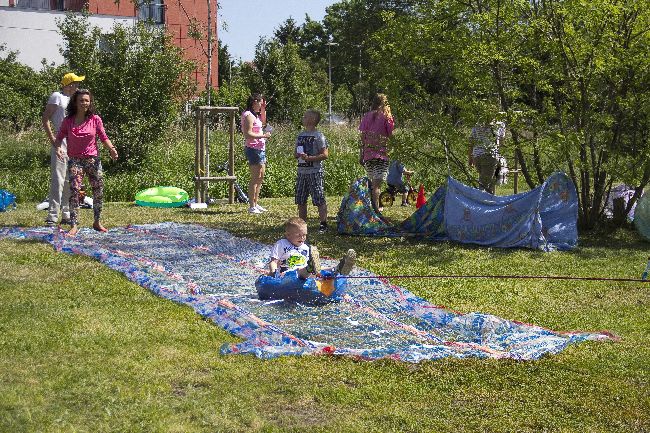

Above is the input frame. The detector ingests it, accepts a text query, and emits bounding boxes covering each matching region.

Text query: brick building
[0,0,218,91]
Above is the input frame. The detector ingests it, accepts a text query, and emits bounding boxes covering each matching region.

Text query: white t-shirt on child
[270,238,310,271]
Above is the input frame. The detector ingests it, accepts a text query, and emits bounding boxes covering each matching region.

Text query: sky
[217,0,337,62]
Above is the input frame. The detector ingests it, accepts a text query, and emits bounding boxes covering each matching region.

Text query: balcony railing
[138,2,164,25]
[13,0,86,11]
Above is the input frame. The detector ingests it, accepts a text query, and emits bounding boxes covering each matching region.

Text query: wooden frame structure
[194,106,239,204]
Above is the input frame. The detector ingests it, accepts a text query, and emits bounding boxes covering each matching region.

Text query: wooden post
[199,111,206,203]
[513,149,519,194]
[228,110,236,204]
[194,106,240,206]
[194,110,201,203]
[613,197,626,225]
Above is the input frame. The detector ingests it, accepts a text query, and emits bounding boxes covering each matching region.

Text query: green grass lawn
[0,200,648,432]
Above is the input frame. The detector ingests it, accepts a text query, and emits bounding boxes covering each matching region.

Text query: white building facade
[0,3,134,70]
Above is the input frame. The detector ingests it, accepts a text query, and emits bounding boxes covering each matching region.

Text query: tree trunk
[511,133,536,190]
[532,130,545,185]
[626,162,650,217]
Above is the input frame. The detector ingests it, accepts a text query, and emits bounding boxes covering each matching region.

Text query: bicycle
[214,162,249,204]
[379,174,417,208]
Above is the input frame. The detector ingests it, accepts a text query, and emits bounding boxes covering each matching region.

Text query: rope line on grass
[330,274,650,283]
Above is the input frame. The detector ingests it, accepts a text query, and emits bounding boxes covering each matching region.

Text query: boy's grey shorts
[295,172,326,206]
[364,158,390,181]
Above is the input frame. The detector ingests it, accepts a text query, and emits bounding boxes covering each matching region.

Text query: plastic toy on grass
[135,186,189,208]
[36,198,49,211]
[255,269,347,306]
[641,257,650,281]
[415,184,426,209]
[0,189,16,212]
[38,186,93,210]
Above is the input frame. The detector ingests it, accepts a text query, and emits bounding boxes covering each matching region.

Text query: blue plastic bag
[0,189,16,212]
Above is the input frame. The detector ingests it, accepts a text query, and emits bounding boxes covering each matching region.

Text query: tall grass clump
[1,121,520,203]
[0,123,367,203]
[0,129,51,201]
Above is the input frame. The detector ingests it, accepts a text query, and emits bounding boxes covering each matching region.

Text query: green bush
[2,121,490,204]
[0,124,321,202]
[0,47,66,132]
[58,14,195,169]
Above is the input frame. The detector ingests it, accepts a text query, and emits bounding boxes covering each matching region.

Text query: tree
[217,40,233,87]
[322,0,422,116]
[0,46,65,132]
[244,39,327,123]
[274,17,302,46]
[537,0,650,227]
[298,15,329,68]
[362,0,650,228]
[58,14,195,167]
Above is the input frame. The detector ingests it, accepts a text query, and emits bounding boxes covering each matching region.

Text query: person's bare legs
[297,203,308,221]
[257,164,265,205]
[67,225,79,236]
[370,178,382,212]
[248,164,258,208]
[297,203,328,225]
[93,221,108,232]
[248,163,265,208]
[317,203,328,225]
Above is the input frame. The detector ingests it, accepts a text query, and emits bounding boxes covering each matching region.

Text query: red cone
[416,184,426,209]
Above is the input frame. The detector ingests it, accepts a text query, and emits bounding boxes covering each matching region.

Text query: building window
[138,1,164,25]
[14,0,52,9]
[12,0,85,11]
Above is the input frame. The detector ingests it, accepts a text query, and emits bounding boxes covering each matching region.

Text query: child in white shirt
[268,217,355,278]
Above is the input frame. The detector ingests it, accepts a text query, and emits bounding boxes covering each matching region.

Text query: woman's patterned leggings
[68,156,104,226]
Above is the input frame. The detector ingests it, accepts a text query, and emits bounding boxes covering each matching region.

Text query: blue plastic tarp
[337,172,578,251]
[0,223,613,362]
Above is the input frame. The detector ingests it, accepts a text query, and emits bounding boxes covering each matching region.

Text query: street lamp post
[354,44,362,82]
[326,41,338,124]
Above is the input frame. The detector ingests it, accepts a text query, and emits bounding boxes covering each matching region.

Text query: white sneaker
[36,200,49,211]
[255,204,268,212]
[248,206,262,214]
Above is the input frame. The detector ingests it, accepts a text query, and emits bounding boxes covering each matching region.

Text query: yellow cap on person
[61,72,85,87]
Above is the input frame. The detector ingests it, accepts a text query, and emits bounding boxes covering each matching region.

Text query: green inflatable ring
[135,186,189,208]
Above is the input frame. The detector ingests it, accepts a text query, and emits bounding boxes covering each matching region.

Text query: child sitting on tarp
[258,217,356,303]
[267,217,355,278]
[386,160,414,206]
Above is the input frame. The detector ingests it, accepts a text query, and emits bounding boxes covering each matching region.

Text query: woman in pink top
[241,93,271,214]
[54,89,118,235]
[359,93,395,212]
